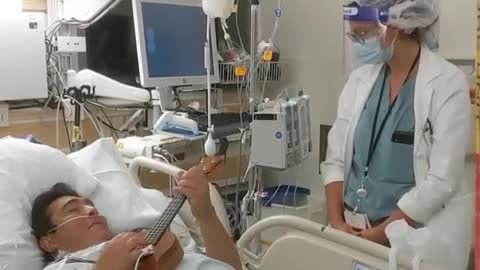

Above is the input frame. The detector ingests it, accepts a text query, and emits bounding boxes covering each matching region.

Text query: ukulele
[138,155,225,270]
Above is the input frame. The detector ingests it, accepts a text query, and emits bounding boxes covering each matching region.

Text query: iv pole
[248,0,264,254]
[249,0,259,114]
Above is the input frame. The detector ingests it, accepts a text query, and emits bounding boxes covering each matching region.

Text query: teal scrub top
[344,67,417,221]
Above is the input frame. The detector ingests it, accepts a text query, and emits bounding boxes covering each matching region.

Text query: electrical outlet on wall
[57,36,86,52]
[0,103,9,127]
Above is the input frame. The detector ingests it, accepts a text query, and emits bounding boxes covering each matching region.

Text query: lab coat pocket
[392,131,414,145]
[391,131,414,161]
[391,132,415,184]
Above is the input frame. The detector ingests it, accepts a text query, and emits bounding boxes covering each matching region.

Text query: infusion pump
[250,94,312,170]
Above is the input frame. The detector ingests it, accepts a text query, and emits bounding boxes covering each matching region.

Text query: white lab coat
[321,44,471,224]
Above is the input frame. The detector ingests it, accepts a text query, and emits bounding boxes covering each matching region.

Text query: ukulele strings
[145,195,187,243]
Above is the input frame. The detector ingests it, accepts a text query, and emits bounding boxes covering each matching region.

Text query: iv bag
[202,0,234,19]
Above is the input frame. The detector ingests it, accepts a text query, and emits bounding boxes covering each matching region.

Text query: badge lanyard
[354,45,421,213]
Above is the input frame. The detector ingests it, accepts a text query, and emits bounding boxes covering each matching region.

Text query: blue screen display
[141,2,208,78]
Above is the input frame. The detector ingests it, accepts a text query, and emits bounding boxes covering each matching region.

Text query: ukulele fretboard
[145,194,187,245]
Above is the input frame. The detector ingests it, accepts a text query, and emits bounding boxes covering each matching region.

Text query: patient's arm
[175,165,242,270]
[198,212,242,270]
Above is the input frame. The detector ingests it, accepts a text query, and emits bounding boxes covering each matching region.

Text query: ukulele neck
[145,194,187,245]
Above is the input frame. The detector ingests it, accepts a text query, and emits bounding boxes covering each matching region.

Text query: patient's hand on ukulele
[96,232,147,270]
[175,165,242,270]
[200,155,225,182]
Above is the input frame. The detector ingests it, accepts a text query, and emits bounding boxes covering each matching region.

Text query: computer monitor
[86,0,140,88]
[132,0,220,88]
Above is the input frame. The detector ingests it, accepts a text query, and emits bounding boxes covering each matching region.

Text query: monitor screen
[142,2,206,78]
[85,0,141,87]
[133,0,219,88]
[86,15,140,87]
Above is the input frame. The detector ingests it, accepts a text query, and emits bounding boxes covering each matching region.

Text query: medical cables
[234,1,245,51]
[133,246,154,270]
[45,0,129,149]
[154,154,178,193]
[54,255,70,270]
[46,0,122,38]
[45,37,78,149]
[48,216,106,234]
[269,0,283,44]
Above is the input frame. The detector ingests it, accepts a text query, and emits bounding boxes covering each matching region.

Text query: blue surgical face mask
[352,34,395,65]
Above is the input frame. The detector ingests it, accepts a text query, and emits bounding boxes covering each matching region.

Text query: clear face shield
[343,5,389,73]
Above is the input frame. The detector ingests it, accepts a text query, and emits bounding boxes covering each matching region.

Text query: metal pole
[475,1,480,267]
[249,0,259,114]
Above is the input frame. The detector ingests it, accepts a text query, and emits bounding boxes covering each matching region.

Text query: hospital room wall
[258,0,345,206]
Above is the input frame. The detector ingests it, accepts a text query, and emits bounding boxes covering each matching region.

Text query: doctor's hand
[359,227,388,245]
[331,221,361,236]
[174,165,215,222]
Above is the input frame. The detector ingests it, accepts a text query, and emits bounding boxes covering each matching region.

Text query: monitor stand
[151,86,177,127]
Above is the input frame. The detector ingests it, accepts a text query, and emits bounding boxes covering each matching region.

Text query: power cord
[99,107,119,140]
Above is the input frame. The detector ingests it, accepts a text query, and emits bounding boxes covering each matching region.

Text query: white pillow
[68,138,195,251]
[0,137,98,270]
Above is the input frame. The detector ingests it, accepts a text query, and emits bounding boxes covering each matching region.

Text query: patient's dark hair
[31,183,78,263]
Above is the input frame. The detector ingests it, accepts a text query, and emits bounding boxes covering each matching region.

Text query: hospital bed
[72,140,446,270]
[89,143,446,270]
[0,138,465,270]
[237,216,445,270]
[80,140,447,270]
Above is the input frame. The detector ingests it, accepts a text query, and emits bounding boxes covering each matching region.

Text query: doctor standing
[321,0,471,244]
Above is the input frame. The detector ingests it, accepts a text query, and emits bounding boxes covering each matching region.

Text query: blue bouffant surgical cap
[353,0,439,50]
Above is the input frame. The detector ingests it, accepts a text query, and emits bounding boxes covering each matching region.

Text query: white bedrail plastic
[238,215,442,270]
[129,156,184,184]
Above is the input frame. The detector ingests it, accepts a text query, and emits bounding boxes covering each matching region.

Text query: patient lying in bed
[30,166,242,270]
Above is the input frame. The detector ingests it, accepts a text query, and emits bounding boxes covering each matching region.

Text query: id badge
[344,210,371,230]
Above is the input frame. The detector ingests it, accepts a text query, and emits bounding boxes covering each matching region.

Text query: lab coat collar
[416,44,442,84]
[413,45,442,154]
